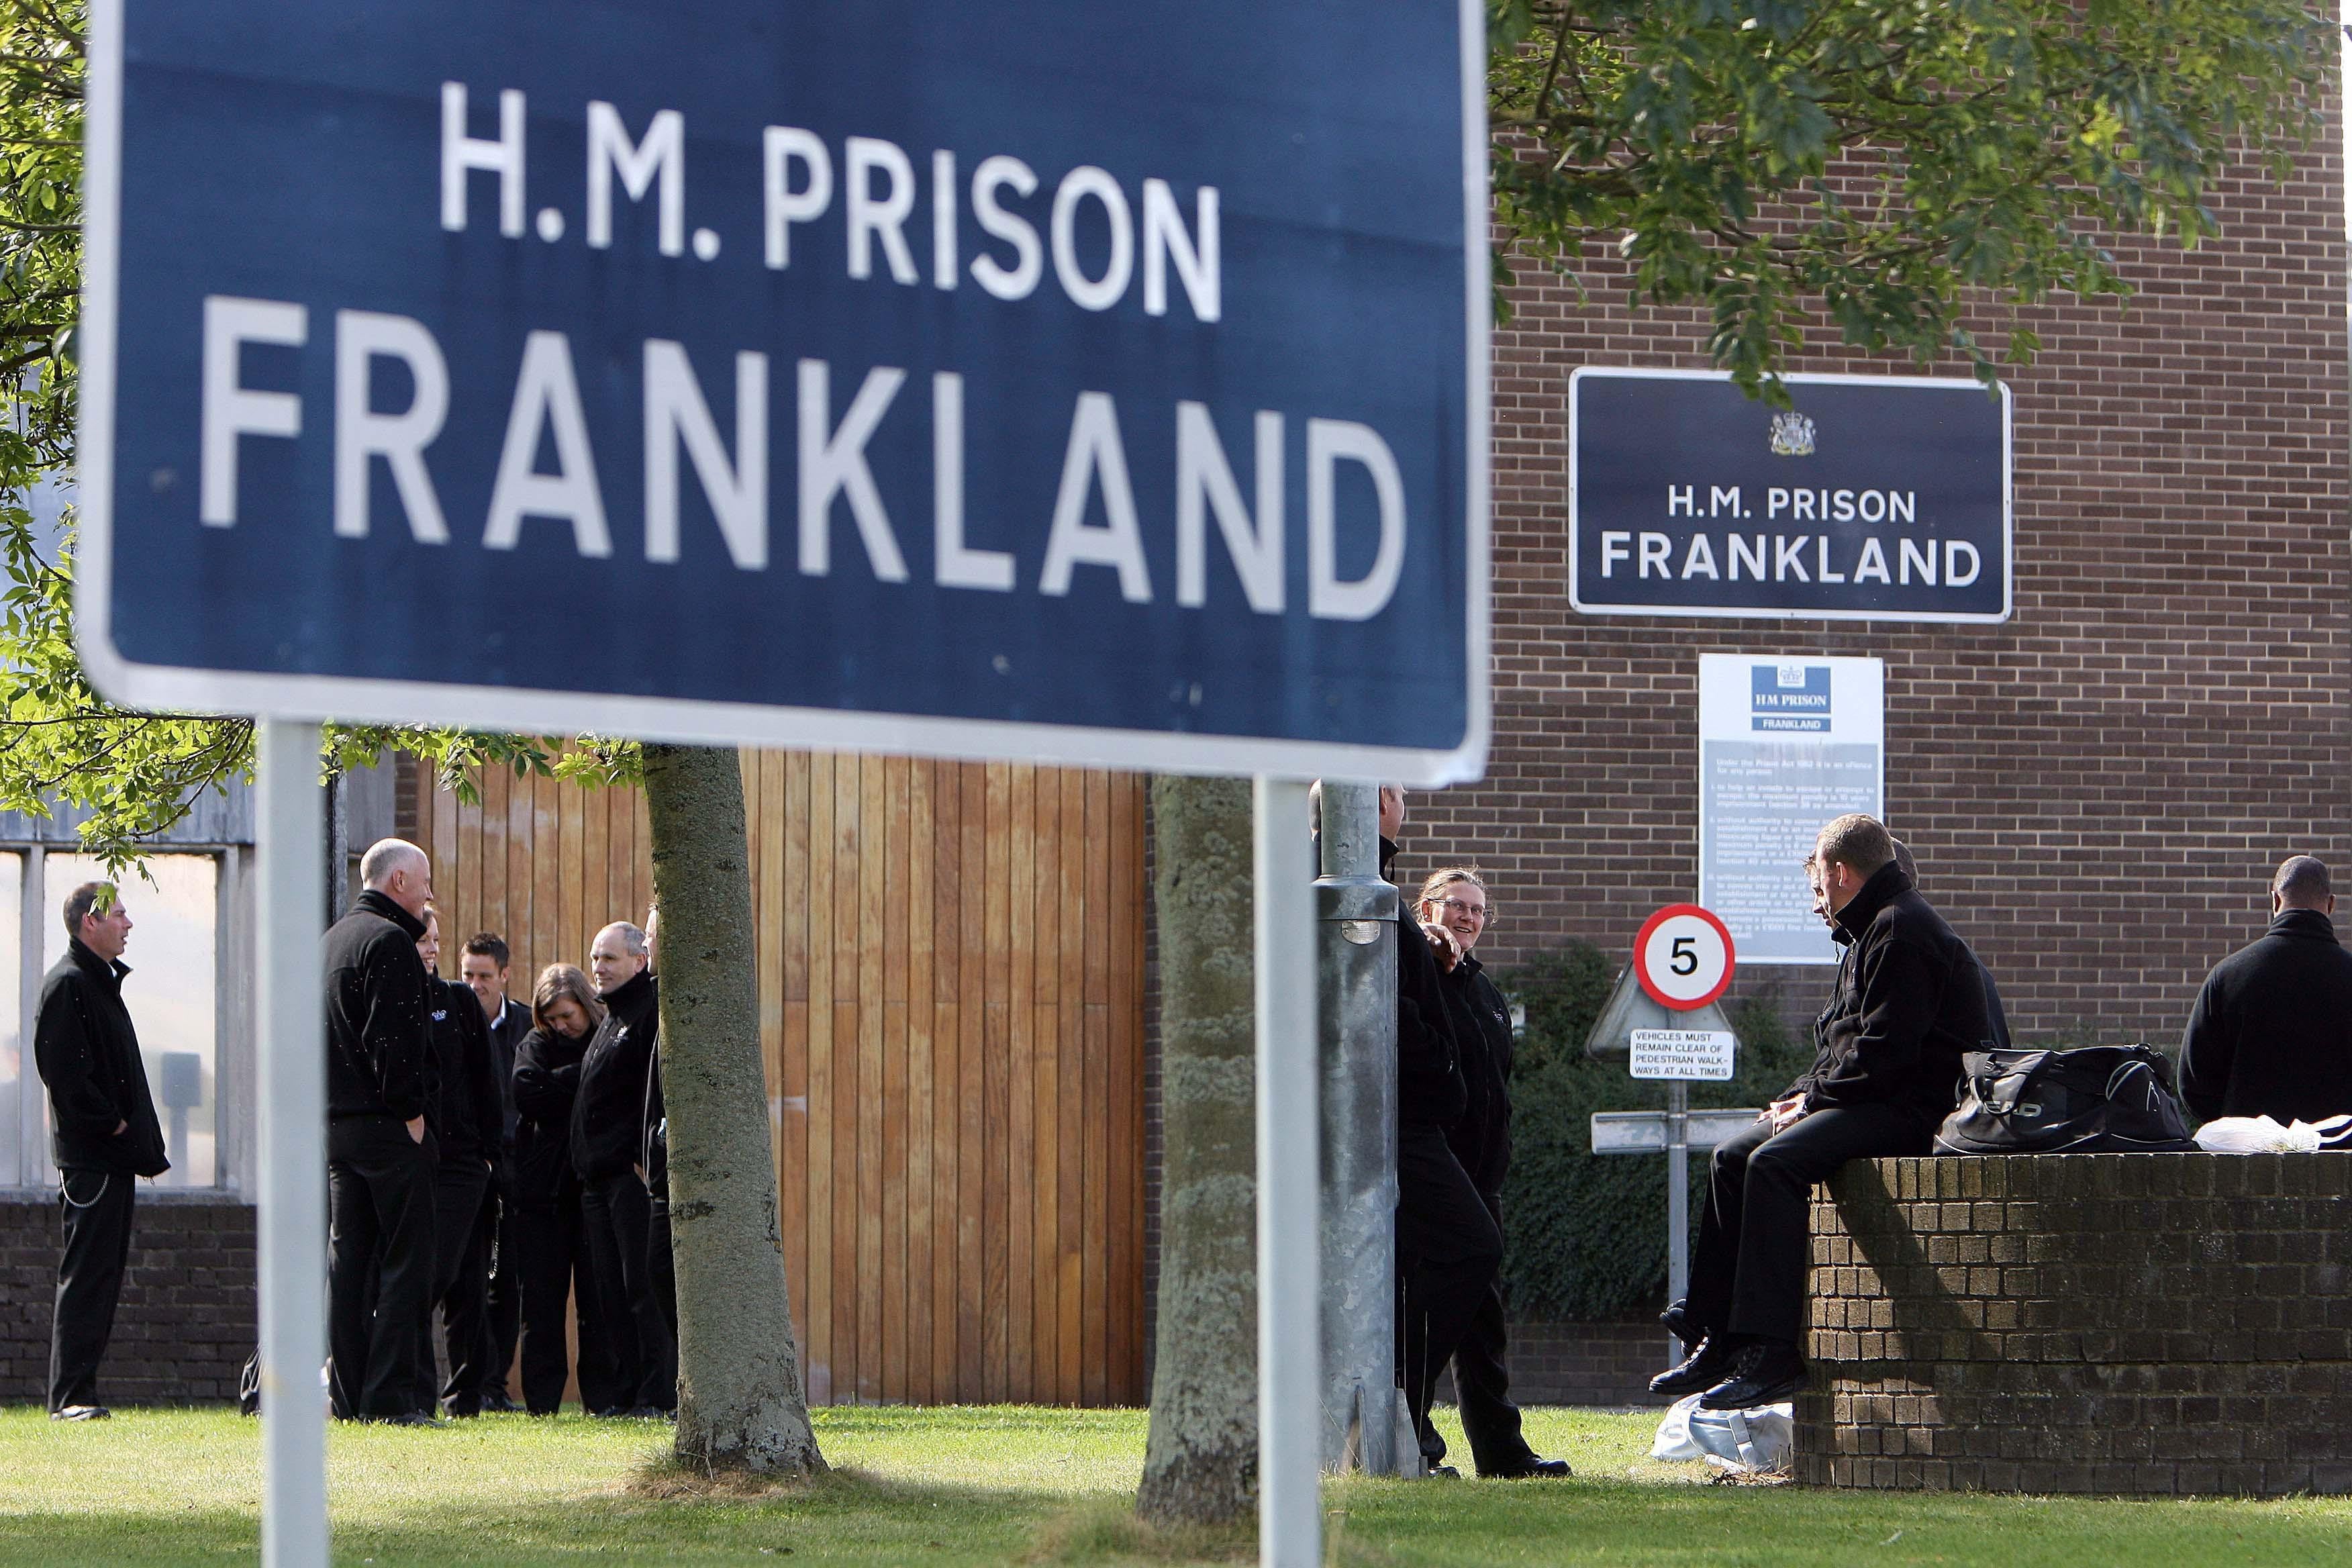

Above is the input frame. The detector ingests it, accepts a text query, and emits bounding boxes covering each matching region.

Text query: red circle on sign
[1632,903,1736,1011]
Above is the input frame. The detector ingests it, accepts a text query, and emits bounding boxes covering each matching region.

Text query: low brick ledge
[1796,1152,2352,1496]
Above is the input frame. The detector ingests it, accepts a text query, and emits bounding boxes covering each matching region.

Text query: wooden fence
[411,752,1148,1406]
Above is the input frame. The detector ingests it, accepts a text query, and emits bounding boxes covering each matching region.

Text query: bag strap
[2310,1114,2352,1146]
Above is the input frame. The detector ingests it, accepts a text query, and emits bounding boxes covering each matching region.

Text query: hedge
[1495,940,1813,1323]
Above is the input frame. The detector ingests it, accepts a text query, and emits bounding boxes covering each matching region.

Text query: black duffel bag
[1934,1043,2196,1155]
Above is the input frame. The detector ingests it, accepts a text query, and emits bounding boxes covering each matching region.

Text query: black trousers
[328,1116,438,1420]
[581,1169,676,1411]
[1685,1104,1928,1346]
[512,1183,627,1414]
[424,1159,491,1414]
[473,1190,522,1404]
[1395,1122,1502,1464]
[50,1168,136,1412]
[1442,1190,1538,1476]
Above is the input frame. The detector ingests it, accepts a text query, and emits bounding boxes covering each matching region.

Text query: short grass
[0,1403,2347,1566]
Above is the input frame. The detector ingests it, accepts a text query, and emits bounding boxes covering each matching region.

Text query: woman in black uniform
[509,965,624,1415]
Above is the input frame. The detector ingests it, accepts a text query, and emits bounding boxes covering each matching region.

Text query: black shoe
[1426,1463,1460,1479]
[480,1392,523,1414]
[380,1410,446,1428]
[1485,1456,1571,1479]
[1698,1339,1805,1410]
[1649,1334,1738,1397]
[50,1405,110,1422]
[1660,1299,1698,1349]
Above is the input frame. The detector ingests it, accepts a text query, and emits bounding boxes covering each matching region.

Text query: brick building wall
[1799,1153,2352,1495]
[0,1195,255,1406]
[1398,125,2352,1046]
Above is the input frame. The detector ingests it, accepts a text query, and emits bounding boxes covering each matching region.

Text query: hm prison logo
[1769,410,1816,457]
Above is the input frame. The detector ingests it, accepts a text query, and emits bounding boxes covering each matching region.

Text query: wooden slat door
[415,751,1148,1406]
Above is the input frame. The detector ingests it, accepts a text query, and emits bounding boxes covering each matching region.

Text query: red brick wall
[1401,121,2352,1045]
[0,1197,255,1406]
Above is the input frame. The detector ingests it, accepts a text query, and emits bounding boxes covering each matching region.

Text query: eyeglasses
[1434,897,1489,922]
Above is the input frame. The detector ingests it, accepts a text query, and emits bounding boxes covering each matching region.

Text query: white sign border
[1565,364,2014,626]
[75,0,1492,789]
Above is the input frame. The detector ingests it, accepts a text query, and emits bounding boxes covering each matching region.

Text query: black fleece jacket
[512,1022,593,1206]
[1791,861,1987,1127]
[324,891,434,1123]
[1386,838,1468,1130]
[2179,907,2352,1124]
[1436,952,1514,1194]
[425,976,504,1166]
[571,969,659,1181]
[34,941,169,1177]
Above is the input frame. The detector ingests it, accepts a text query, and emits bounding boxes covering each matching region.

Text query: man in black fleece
[573,920,675,1415]
[1656,814,1987,1410]
[413,910,505,1417]
[324,839,440,1423]
[460,931,532,1411]
[1375,786,1500,1476]
[34,880,169,1420]
[637,905,677,1342]
[2180,855,2352,1125]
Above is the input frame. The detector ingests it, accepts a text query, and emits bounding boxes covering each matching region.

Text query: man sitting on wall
[1652,813,1988,1410]
[2179,854,2352,1126]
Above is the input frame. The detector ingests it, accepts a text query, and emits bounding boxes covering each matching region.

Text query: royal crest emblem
[1769,410,1816,457]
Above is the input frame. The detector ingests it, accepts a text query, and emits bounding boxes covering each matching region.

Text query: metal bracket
[1315,879,1399,923]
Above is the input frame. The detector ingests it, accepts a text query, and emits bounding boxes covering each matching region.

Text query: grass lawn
[0,1402,2346,1566]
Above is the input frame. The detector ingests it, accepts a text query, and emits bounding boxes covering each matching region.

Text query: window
[40,854,221,1187]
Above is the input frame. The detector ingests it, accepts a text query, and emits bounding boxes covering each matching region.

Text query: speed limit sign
[1633,904,1736,1010]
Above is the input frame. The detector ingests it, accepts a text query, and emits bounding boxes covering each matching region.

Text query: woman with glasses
[1413,867,1571,1481]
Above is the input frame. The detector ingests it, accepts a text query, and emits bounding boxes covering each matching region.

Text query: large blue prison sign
[1569,369,2011,624]
[81,0,1489,783]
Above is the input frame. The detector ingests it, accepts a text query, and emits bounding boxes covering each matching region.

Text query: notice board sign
[1569,369,2010,623]
[1628,1028,1735,1082]
[79,0,1489,784]
[1698,654,1883,965]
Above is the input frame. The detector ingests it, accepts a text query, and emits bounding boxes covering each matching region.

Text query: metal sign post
[1591,905,1743,1363]
[1313,779,1403,1477]
[1590,1104,1761,1361]
[81,5,1490,1562]
[253,720,326,1568]
[1255,779,1320,1565]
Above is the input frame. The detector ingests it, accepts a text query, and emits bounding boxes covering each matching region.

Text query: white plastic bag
[2192,1113,2352,1153]
[1651,1391,1794,1473]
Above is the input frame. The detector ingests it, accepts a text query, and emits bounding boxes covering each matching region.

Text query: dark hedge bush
[1495,941,1814,1323]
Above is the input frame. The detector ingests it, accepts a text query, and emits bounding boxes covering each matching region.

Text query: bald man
[324,838,441,1423]
[2181,855,2352,1124]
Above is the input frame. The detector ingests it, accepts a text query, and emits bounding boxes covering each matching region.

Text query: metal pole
[1665,1079,1689,1367]
[1314,780,1402,1475]
[256,720,328,1568]
[1255,777,1320,1568]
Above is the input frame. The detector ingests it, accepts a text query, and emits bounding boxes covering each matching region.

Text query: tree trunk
[1136,775,1257,1526]
[641,742,824,1475]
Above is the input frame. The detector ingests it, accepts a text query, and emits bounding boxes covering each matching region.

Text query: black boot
[1699,1338,1805,1410]
[1649,1334,1738,1397]
[1659,1299,1698,1351]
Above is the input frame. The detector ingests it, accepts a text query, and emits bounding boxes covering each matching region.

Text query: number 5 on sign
[1633,904,1736,1010]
